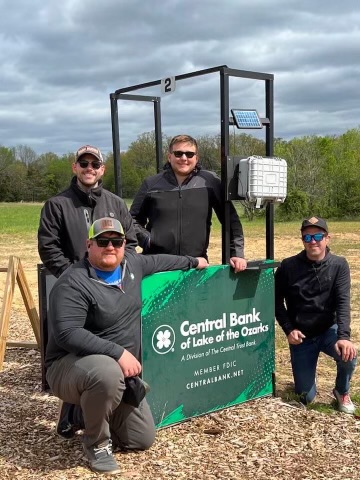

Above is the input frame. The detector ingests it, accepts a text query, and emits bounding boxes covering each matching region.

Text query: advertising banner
[141,265,275,428]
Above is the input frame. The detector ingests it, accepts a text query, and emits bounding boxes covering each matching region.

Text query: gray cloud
[0,0,359,155]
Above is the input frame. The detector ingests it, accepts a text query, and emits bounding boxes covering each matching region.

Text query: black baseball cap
[301,216,328,233]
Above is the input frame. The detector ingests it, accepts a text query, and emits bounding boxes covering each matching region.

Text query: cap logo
[307,216,320,225]
[99,219,115,230]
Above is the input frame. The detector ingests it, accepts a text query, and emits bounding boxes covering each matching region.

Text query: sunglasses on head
[95,237,125,248]
[172,150,197,158]
[302,233,326,243]
[78,160,102,170]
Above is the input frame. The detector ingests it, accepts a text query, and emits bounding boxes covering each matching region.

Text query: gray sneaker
[83,439,120,474]
[333,389,355,414]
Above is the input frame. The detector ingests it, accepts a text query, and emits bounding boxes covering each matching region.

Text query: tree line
[1,128,359,220]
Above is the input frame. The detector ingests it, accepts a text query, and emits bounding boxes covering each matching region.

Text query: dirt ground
[0,232,359,479]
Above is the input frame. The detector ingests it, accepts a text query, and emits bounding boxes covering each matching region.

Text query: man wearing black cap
[45,217,208,474]
[275,216,357,413]
[38,144,137,278]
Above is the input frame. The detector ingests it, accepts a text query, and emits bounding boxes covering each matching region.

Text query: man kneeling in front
[45,217,208,474]
[275,216,357,412]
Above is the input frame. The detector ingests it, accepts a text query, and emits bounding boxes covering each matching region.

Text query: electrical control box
[237,156,287,208]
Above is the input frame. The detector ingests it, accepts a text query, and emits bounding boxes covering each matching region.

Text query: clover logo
[152,325,175,355]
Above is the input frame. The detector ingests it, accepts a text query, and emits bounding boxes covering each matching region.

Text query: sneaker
[333,389,355,414]
[83,439,121,474]
[56,401,76,439]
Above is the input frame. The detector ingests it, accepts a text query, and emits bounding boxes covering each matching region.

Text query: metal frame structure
[110,65,275,262]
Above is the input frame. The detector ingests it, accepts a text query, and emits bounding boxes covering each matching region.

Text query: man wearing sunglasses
[130,134,246,272]
[275,216,357,413]
[45,217,208,474]
[38,144,137,278]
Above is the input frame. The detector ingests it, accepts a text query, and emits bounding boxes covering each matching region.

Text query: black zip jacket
[129,163,244,259]
[38,177,138,277]
[45,251,199,369]
[275,249,351,340]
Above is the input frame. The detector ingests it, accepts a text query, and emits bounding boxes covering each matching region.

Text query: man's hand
[118,349,142,378]
[196,257,209,269]
[287,329,306,345]
[230,257,247,273]
[335,339,357,362]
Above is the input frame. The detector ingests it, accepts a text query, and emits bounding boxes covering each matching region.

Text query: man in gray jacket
[46,217,208,474]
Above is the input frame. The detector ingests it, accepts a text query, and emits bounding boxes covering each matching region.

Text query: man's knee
[83,355,124,395]
[136,425,156,450]
[111,400,156,450]
[115,423,156,451]
[295,384,316,405]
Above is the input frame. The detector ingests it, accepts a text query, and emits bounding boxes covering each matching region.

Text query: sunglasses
[302,233,326,243]
[78,160,102,170]
[172,150,197,158]
[95,237,125,248]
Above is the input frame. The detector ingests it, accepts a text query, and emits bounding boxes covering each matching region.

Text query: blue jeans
[289,324,357,404]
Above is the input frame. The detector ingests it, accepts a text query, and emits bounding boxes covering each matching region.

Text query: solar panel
[231,109,263,129]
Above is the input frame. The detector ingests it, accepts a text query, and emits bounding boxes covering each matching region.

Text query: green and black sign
[141,265,275,428]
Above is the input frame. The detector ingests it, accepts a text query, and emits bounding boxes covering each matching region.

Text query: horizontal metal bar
[225,67,274,81]
[246,260,280,270]
[260,117,270,125]
[110,93,160,102]
[113,65,229,94]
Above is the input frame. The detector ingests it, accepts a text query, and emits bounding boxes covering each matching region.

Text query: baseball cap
[88,218,124,239]
[300,216,328,233]
[75,145,104,163]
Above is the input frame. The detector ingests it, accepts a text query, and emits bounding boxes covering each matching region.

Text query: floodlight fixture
[231,109,263,129]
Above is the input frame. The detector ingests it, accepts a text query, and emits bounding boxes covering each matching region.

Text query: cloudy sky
[0,0,359,156]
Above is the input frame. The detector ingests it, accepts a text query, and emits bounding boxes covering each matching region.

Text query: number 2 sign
[161,76,176,94]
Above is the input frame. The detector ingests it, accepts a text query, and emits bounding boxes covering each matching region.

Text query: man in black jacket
[130,134,247,272]
[275,216,357,413]
[38,144,137,278]
[46,217,208,474]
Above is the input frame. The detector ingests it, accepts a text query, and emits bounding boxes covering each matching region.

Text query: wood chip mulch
[0,347,359,480]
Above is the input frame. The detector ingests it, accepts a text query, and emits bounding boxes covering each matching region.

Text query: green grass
[279,385,360,416]
[1,201,359,237]
[0,202,43,236]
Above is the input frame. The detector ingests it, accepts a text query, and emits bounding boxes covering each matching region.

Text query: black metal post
[154,99,162,173]
[265,78,275,260]
[110,94,122,197]
[220,68,231,265]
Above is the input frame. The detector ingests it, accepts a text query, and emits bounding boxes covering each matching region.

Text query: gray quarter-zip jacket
[45,251,199,368]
